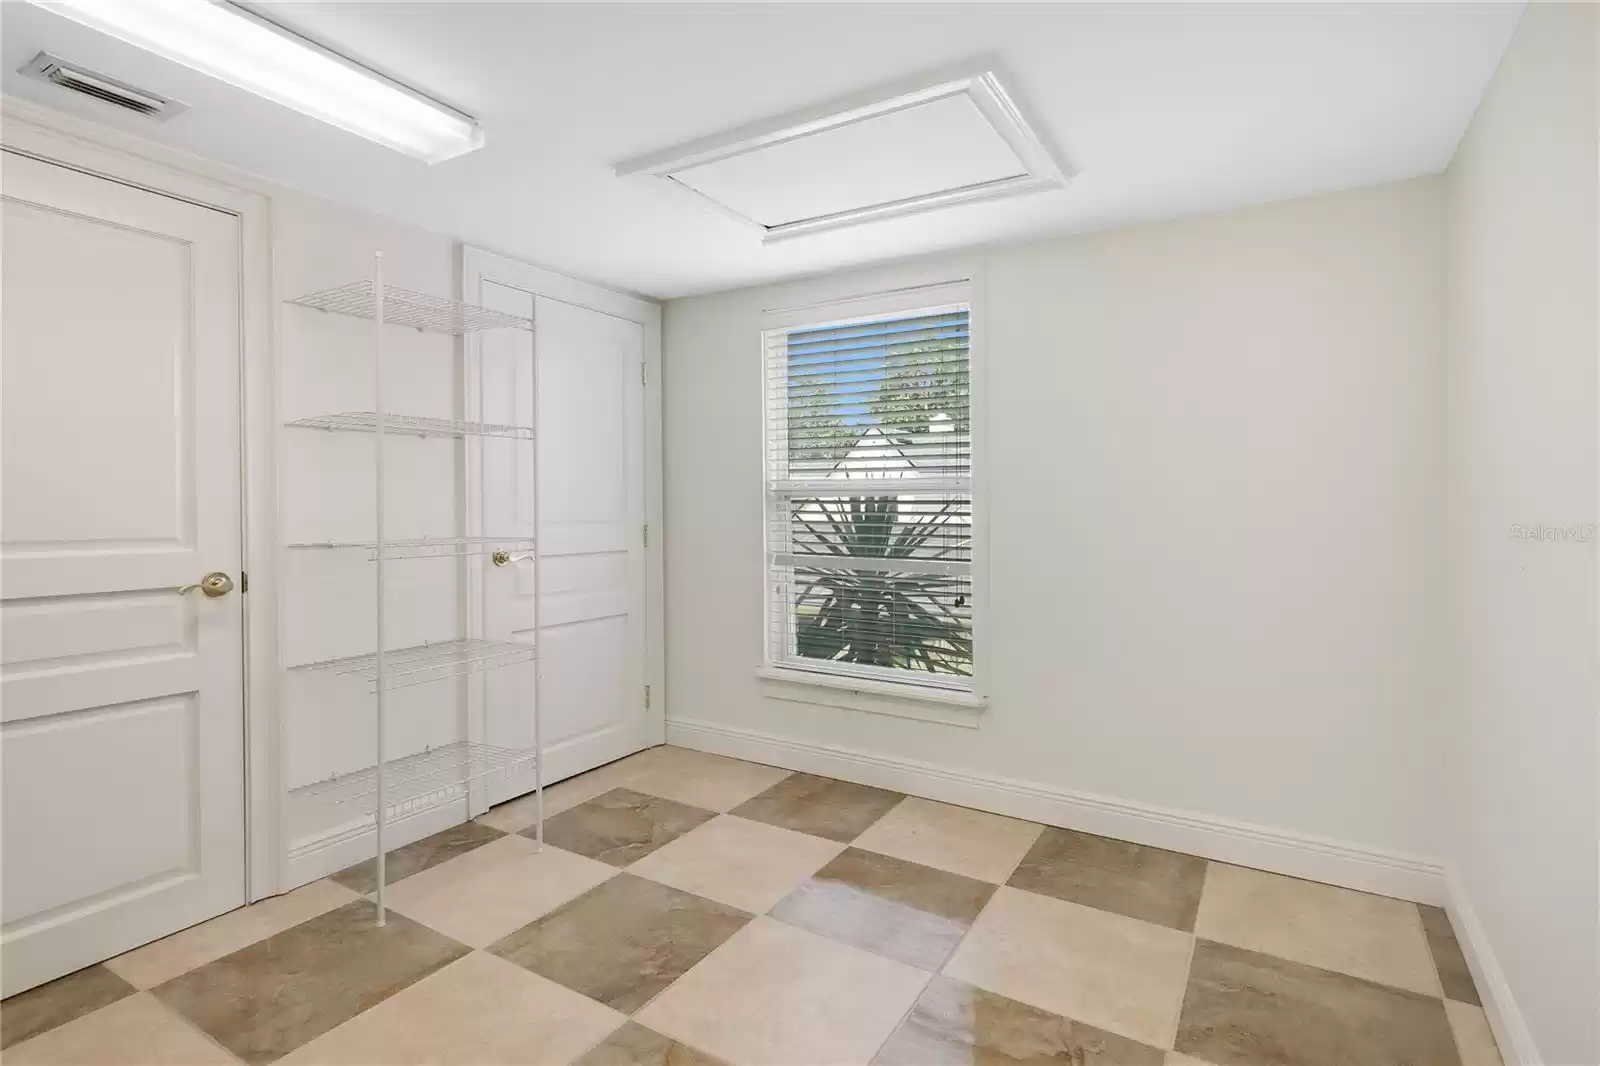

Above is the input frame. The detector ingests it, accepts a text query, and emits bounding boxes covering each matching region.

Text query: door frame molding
[459,246,667,780]
[1,97,283,902]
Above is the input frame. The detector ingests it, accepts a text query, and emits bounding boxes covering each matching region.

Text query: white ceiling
[1,2,1523,299]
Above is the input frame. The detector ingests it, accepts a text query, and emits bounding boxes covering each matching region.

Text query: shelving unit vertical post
[372,253,388,921]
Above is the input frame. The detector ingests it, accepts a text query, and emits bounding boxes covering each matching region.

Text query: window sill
[755,666,988,728]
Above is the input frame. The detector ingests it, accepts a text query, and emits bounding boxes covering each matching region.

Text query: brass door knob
[179,572,234,597]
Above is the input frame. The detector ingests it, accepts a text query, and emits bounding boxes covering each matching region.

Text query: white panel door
[477,284,653,801]
[0,151,246,996]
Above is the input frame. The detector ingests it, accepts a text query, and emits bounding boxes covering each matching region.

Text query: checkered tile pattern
[1,745,1503,1066]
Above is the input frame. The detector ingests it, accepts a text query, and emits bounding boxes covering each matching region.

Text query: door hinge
[643,522,649,548]
[641,361,647,386]
[644,684,651,710]
[240,571,248,593]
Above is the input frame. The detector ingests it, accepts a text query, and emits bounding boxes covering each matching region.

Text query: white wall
[1443,3,1600,1063]
[664,177,1447,887]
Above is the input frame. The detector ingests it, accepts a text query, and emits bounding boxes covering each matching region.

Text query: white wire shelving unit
[287,536,538,561]
[297,742,540,823]
[296,638,538,691]
[286,412,536,440]
[285,255,540,927]
[287,279,534,334]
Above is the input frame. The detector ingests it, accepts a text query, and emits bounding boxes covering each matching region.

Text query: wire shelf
[294,638,535,690]
[287,536,536,561]
[286,281,534,335]
[287,412,535,440]
[292,742,538,822]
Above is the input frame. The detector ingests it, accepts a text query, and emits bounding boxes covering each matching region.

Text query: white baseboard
[668,716,1445,904]
[1444,868,1543,1066]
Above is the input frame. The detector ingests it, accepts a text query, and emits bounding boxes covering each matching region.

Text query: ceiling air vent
[20,52,185,120]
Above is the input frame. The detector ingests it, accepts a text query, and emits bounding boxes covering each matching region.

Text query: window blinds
[764,301,974,689]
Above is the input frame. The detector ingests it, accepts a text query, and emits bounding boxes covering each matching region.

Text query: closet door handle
[491,552,534,567]
[178,572,234,597]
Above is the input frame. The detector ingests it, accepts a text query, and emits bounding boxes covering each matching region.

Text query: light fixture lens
[30,0,483,163]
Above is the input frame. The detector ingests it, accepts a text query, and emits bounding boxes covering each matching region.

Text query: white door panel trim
[2,658,199,722]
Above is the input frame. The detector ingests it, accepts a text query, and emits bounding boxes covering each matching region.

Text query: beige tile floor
[2,745,1504,1066]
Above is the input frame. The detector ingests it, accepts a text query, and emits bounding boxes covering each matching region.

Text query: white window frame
[759,279,987,712]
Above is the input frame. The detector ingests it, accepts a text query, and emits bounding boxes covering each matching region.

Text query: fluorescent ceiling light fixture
[615,65,1070,242]
[27,0,484,162]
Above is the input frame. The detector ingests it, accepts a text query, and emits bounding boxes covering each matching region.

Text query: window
[763,283,976,697]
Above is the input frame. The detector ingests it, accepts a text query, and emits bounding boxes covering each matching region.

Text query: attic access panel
[615,69,1069,242]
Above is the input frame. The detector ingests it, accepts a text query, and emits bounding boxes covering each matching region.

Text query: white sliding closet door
[471,255,658,804]
[0,151,246,995]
